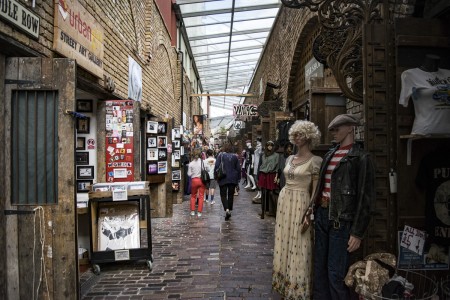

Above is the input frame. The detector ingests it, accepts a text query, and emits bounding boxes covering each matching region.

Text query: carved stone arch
[286,16,319,109]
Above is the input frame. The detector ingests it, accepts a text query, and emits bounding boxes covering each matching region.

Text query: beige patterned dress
[272,155,322,299]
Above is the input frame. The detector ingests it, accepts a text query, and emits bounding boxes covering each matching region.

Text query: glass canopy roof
[176,0,281,112]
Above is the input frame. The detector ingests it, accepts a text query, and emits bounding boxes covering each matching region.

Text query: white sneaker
[244,184,251,189]
[190,211,195,216]
[210,200,215,204]
[197,212,202,217]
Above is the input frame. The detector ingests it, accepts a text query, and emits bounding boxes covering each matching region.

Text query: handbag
[300,173,319,234]
[200,159,210,186]
[214,154,227,180]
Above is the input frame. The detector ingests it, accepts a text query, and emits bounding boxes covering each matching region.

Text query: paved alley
[80,185,282,299]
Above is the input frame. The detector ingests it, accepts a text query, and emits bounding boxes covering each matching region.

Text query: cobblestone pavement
[80,185,282,299]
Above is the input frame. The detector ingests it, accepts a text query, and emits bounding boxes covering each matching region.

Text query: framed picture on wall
[147,137,157,148]
[76,117,90,134]
[157,136,167,148]
[172,181,180,192]
[146,121,158,134]
[77,166,94,180]
[157,122,167,134]
[76,152,89,165]
[76,137,86,150]
[158,148,167,161]
[76,99,93,112]
[173,150,181,160]
[146,162,158,175]
[77,180,93,193]
[173,140,180,148]
[147,148,158,161]
[172,170,181,180]
[158,161,168,174]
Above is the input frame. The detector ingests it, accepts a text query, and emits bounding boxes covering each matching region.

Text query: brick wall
[0,0,182,123]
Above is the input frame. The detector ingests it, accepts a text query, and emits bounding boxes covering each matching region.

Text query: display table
[87,184,153,274]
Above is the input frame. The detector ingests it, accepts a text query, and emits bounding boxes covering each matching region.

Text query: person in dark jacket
[311,114,375,300]
[215,143,241,221]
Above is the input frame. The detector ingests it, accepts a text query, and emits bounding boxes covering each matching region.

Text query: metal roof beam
[185,15,276,28]
[197,60,257,69]
[177,0,223,4]
[193,45,262,57]
[189,27,271,41]
[190,37,266,48]
[180,3,280,18]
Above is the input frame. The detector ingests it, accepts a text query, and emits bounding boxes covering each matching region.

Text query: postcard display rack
[87,181,153,274]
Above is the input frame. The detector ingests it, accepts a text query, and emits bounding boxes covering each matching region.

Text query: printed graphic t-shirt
[416,149,450,246]
[399,68,450,135]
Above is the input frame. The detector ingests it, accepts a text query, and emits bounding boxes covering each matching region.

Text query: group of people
[187,143,241,220]
[186,113,375,299]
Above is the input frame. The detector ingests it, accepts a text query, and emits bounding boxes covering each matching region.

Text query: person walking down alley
[272,120,322,299]
[204,149,217,204]
[215,143,241,221]
[312,114,375,300]
[187,148,209,217]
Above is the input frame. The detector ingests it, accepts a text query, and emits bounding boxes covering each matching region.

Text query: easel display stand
[87,182,153,274]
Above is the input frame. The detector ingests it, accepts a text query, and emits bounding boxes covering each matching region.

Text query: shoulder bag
[214,153,227,180]
[200,159,210,186]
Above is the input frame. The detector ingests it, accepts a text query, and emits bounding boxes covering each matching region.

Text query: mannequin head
[264,140,275,156]
[255,137,262,148]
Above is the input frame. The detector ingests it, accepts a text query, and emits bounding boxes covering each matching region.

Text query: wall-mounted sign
[0,0,40,39]
[53,0,104,78]
[304,57,323,91]
[233,104,258,117]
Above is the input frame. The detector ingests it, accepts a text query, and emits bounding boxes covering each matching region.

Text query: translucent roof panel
[177,0,281,111]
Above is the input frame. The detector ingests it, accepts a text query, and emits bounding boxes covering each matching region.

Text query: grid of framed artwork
[75,99,95,193]
[171,128,181,191]
[146,121,171,175]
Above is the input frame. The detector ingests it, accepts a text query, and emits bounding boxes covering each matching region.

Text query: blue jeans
[314,206,351,300]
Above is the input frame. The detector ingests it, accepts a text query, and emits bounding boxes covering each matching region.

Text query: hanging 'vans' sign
[53,0,104,78]
[0,0,40,39]
[233,104,258,117]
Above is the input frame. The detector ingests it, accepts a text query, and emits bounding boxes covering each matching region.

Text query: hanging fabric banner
[105,100,134,182]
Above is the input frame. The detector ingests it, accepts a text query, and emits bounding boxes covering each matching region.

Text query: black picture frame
[157,122,167,134]
[76,117,90,134]
[76,152,89,165]
[77,166,94,179]
[77,180,93,193]
[76,99,93,112]
[146,162,158,175]
[76,137,86,150]
[158,148,167,161]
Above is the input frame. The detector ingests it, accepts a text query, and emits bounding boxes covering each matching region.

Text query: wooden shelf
[400,134,450,165]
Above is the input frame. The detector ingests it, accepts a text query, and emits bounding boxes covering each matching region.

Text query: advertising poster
[397,231,449,270]
[105,100,134,182]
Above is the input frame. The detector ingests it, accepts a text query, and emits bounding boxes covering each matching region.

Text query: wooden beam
[190,93,257,97]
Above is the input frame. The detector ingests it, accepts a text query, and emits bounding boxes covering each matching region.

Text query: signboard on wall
[0,0,40,39]
[105,100,134,182]
[53,0,104,78]
[233,104,258,117]
[304,57,323,91]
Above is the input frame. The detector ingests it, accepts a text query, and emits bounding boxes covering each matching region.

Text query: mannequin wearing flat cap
[312,113,375,300]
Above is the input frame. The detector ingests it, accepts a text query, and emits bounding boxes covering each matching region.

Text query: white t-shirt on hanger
[399,68,450,135]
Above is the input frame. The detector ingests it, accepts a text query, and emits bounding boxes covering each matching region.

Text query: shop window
[11,90,58,205]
